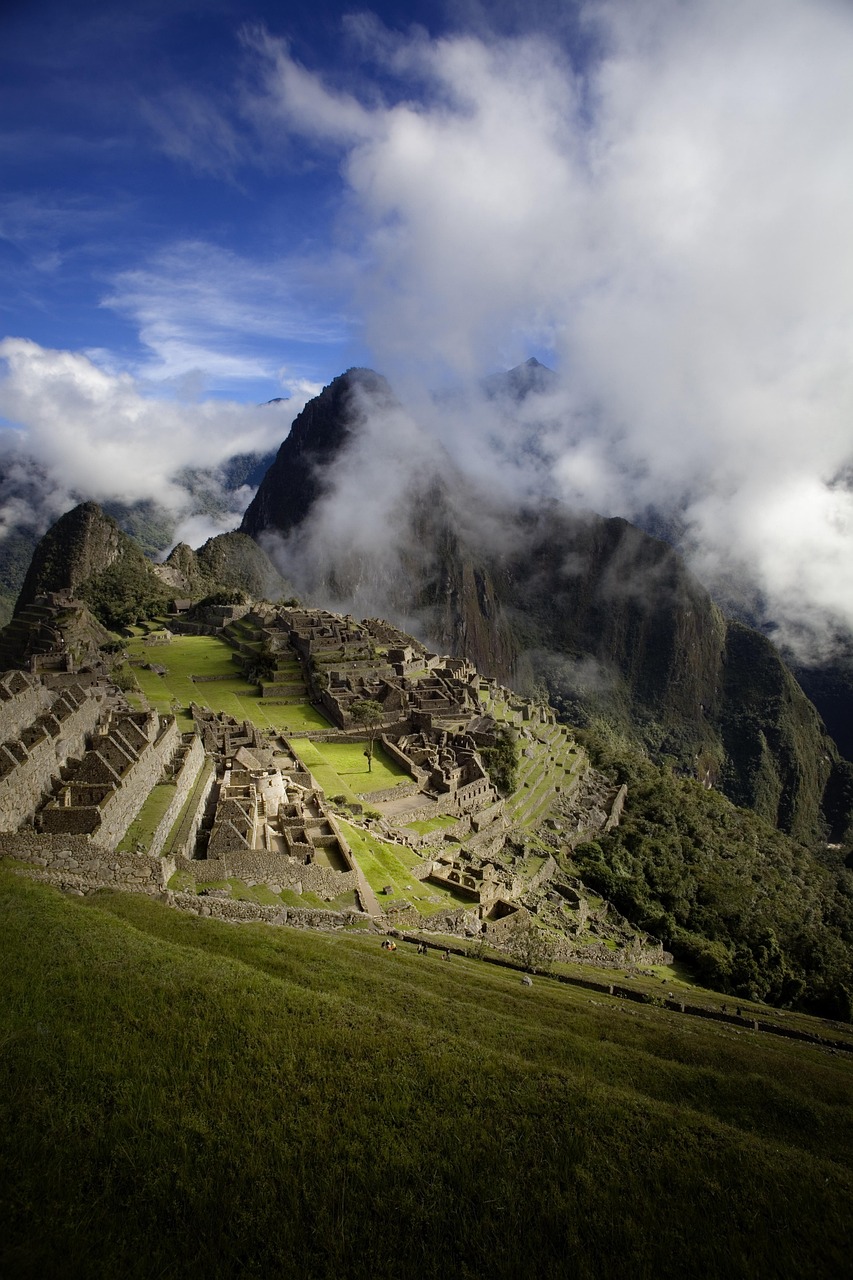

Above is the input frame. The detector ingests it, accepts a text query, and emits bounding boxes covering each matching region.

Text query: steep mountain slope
[154,531,290,602]
[11,501,171,630]
[241,368,853,847]
[241,368,396,539]
[0,445,277,624]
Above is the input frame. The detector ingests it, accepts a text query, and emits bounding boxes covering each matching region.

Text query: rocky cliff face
[241,368,396,540]
[240,367,853,846]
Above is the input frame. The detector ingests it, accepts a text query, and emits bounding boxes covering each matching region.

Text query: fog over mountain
[244,0,853,662]
[0,339,303,547]
[239,364,853,848]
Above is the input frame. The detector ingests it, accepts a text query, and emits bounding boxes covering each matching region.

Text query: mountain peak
[483,357,557,402]
[14,502,125,613]
[241,369,398,540]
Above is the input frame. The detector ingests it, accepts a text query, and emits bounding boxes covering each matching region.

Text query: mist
[0,337,301,548]
[250,0,853,661]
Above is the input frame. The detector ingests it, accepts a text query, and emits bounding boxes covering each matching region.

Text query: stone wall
[470,799,504,831]
[149,734,206,856]
[524,855,557,895]
[363,780,421,804]
[0,686,104,832]
[404,817,470,848]
[174,851,358,899]
[0,671,52,743]
[604,783,628,832]
[393,780,499,829]
[2,830,169,893]
[93,717,181,849]
[165,890,369,929]
[162,756,216,858]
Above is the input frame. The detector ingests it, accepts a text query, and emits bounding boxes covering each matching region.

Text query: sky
[2,0,853,655]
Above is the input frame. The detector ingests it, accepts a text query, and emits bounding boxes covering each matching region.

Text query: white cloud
[247,0,853,653]
[102,240,350,389]
[0,336,301,527]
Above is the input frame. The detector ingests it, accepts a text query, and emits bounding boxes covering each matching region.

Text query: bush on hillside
[80,557,171,630]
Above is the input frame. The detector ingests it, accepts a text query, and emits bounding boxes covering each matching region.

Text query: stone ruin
[0,605,632,952]
[0,670,107,831]
[239,605,480,731]
[38,708,180,847]
[186,707,361,904]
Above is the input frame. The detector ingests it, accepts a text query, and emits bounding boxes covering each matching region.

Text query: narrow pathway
[353,865,383,917]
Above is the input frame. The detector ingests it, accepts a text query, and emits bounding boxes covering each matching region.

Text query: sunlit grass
[290,737,411,795]
[116,783,175,853]
[405,814,460,835]
[336,818,470,915]
[122,635,330,732]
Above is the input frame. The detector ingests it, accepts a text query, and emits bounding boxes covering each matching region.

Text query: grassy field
[405,813,461,836]
[116,783,175,853]
[1,870,851,1280]
[336,817,472,915]
[290,736,410,797]
[122,635,330,733]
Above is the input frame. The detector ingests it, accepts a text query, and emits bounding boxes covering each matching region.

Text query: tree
[350,698,384,772]
[480,726,519,796]
[509,914,555,974]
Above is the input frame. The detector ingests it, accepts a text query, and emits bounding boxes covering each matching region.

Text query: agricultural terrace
[121,634,329,733]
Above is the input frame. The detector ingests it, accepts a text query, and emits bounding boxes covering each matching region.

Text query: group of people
[381,939,453,960]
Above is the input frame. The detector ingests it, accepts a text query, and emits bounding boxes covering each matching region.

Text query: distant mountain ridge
[0,445,278,625]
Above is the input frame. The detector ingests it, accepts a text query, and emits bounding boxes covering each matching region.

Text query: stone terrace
[38,708,180,848]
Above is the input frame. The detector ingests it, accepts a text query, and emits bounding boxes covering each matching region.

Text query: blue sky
[3,0,853,650]
[0,0,582,401]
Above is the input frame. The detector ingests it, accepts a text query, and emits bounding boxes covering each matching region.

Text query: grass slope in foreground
[1,872,852,1280]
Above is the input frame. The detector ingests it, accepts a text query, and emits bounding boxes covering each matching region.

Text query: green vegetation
[115,633,853,1021]
[573,730,853,1019]
[123,635,329,733]
[405,813,460,836]
[508,913,557,973]
[479,724,519,795]
[162,758,214,857]
[348,697,384,771]
[2,872,851,1279]
[80,554,171,629]
[336,819,467,914]
[290,737,410,797]
[116,784,175,853]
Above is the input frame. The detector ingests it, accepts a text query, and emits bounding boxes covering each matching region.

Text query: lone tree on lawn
[350,698,384,772]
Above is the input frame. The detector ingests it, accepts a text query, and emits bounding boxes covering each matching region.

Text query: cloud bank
[248,0,853,656]
[0,337,302,545]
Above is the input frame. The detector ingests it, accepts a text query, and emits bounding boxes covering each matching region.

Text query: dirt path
[354,870,383,917]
